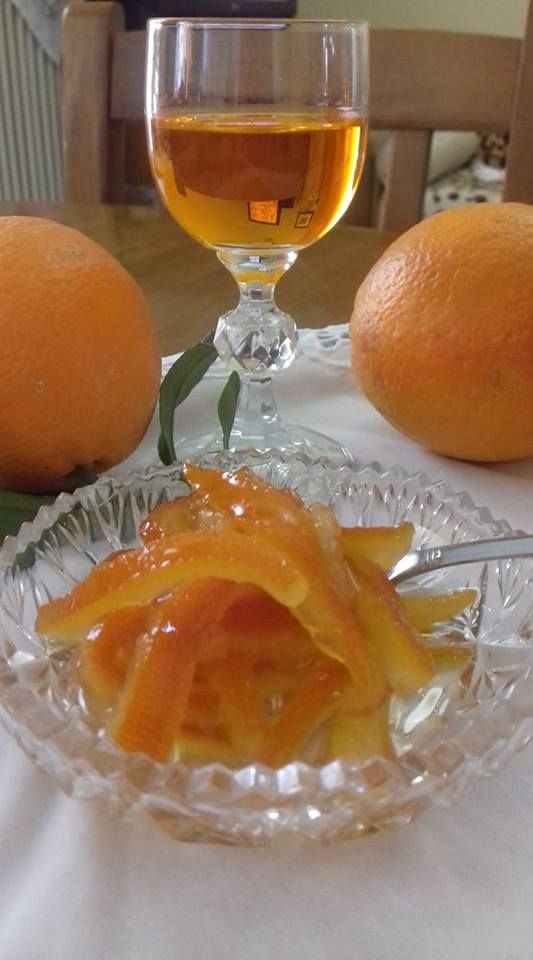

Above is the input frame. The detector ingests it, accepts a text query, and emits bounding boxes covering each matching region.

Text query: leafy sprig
[217,371,241,450]
[158,332,241,463]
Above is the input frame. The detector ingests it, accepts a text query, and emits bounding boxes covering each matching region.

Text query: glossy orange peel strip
[183,463,311,533]
[109,579,237,762]
[327,698,393,762]
[254,525,388,712]
[206,656,267,761]
[341,522,415,571]
[348,553,433,697]
[76,605,148,706]
[36,529,308,646]
[401,589,477,633]
[139,497,194,544]
[221,587,315,664]
[260,659,348,767]
[175,729,238,767]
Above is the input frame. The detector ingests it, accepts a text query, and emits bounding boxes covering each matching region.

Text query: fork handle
[389,534,533,583]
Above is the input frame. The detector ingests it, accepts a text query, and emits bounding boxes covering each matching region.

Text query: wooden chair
[62,1,533,230]
[370,10,533,230]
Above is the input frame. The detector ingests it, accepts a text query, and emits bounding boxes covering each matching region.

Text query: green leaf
[0,489,53,542]
[158,332,218,465]
[158,430,173,466]
[0,490,52,512]
[217,371,241,450]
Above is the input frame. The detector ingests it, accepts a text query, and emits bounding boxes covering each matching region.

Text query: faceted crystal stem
[213,249,299,450]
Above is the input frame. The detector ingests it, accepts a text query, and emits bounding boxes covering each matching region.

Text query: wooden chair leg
[377,129,432,232]
[62,1,125,203]
[504,0,533,203]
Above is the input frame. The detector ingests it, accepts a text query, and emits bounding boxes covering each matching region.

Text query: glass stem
[214,249,299,450]
[230,377,282,445]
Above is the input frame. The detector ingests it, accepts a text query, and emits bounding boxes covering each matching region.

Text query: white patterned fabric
[424,158,504,218]
[0,0,63,202]
[375,131,480,191]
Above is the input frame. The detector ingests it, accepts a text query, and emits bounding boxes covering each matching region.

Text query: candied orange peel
[35,465,476,767]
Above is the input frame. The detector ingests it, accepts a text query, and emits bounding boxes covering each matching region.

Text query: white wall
[298,0,528,37]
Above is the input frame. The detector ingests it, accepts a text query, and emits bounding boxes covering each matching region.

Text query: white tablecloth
[2,327,533,959]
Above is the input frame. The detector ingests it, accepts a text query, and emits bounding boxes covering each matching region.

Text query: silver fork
[388,534,533,584]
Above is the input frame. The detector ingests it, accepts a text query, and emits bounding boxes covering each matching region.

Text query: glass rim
[147,17,368,30]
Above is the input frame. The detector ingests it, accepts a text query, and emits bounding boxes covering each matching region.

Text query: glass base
[173,423,355,469]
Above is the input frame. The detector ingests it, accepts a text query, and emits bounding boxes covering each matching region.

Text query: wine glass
[146,18,368,464]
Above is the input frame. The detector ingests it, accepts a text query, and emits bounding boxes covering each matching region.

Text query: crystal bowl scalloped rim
[1,451,533,845]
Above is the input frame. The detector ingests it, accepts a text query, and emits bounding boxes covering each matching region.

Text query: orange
[0,216,161,490]
[350,203,533,461]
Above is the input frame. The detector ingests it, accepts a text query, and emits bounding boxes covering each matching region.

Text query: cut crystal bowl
[1,452,533,845]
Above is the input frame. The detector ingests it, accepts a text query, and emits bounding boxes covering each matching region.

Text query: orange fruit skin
[350,203,533,461]
[0,216,161,490]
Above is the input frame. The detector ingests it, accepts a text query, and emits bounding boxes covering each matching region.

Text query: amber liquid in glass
[149,113,367,249]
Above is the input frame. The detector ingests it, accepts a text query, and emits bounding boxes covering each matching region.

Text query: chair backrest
[370,15,533,229]
[62,1,533,228]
